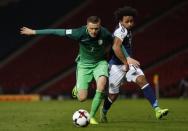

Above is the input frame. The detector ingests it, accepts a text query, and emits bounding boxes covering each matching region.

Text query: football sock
[142,83,158,108]
[90,90,104,118]
[102,97,113,115]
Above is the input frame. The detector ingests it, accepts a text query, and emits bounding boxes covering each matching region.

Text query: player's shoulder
[101,26,111,34]
[114,24,128,36]
[113,23,128,41]
[79,26,87,32]
[75,26,87,36]
[100,26,112,38]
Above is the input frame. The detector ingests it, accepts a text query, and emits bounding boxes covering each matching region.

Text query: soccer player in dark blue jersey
[100,6,169,122]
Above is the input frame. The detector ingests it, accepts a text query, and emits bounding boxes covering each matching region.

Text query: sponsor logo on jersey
[121,28,125,33]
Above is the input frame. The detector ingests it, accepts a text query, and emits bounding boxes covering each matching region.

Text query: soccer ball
[72,109,90,127]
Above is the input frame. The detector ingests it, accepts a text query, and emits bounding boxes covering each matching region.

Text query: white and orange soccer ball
[72,109,90,127]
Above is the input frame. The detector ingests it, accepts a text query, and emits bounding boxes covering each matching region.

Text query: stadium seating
[39,72,76,96]
[145,49,188,90]
[134,3,188,66]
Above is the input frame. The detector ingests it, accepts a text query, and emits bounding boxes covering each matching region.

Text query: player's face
[120,16,134,30]
[87,22,101,38]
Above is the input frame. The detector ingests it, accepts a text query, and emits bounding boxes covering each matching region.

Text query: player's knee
[136,75,148,87]
[97,87,105,93]
[96,84,106,92]
[77,90,88,102]
[77,95,87,102]
[109,93,119,102]
[96,76,107,91]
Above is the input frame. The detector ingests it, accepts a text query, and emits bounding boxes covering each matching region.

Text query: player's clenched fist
[20,27,36,35]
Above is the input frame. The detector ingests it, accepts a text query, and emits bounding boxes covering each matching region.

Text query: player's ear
[120,20,123,24]
[86,23,89,29]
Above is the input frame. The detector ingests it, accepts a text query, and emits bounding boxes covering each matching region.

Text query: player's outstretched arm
[20,26,67,36]
[20,26,82,40]
[20,27,36,35]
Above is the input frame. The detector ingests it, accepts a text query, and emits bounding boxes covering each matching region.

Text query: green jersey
[36,26,113,63]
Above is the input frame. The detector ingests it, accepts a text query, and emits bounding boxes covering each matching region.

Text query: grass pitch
[0,99,188,131]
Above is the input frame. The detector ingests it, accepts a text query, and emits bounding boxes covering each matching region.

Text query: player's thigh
[93,60,109,79]
[76,63,93,91]
[125,65,144,83]
[93,60,108,91]
[109,65,126,94]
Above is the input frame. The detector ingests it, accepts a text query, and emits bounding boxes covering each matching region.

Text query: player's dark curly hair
[114,6,137,21]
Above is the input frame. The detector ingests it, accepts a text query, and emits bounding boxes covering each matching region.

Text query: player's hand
[20,27,36,35]
[127,57,140,67]
[122,60,129,71]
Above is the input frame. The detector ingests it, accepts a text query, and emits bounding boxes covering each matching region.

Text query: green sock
[90,90,104,118]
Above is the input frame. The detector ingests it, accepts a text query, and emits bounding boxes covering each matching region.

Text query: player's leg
[126,65,169,119]
[100,64,126,122]
[89,61,108,124]
[136,75,158,108]
[73,62,93,101]
[136,75,169,119]
[90,76,107,124]
[100,93,119,123]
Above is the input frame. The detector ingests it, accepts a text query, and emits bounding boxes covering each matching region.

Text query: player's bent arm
[122,44,140,66]
[121,45,130,58]
[112,37,128,65]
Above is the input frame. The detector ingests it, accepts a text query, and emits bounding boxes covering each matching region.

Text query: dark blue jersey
[109,23,133,65]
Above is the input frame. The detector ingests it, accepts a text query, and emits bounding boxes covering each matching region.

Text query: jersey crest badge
[121,28,125,33]
[98,39,103,45]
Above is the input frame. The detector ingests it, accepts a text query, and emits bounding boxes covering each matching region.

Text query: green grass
[0,99,188,131]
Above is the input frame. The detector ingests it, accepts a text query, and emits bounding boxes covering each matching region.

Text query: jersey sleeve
[35,27,82,40]
[113,27,127,41]
[65,27,82,40]
[36,29,66,36]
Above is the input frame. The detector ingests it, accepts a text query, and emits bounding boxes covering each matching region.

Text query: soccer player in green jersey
[21,16,139,124]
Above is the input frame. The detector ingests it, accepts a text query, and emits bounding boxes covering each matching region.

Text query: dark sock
[142,84,158,108]
[102,97,113,114]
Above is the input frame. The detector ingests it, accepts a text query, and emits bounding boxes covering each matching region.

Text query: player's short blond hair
[87,16,101,24]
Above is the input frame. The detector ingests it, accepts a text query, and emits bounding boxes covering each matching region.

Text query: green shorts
[76,60,108,91]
